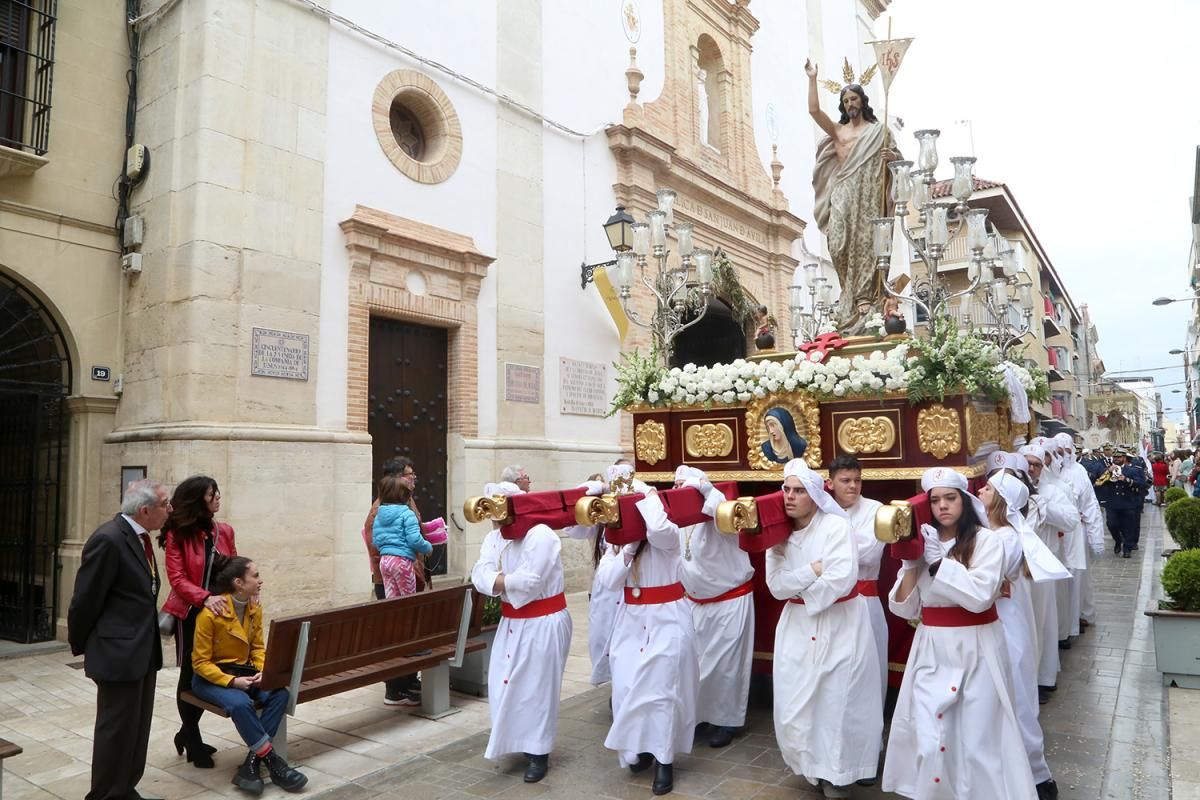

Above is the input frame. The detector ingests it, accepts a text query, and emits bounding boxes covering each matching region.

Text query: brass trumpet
[1094,464,1122,487]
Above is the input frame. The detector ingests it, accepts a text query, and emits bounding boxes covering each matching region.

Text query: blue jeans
[191,675,289,751]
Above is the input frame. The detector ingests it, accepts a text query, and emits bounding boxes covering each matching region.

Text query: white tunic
[993,525,1052,785]
[1025,483,1079,687]
[566,524,625,685]
[882,527,1037,800]
[1057,461,1105,636]
[767,509,883,787]
[674,495,755,729]
[845,496,887,703]
[470,524,573,760]
[602,494,699,767]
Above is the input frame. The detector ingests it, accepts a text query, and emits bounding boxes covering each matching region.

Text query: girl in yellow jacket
[191,556,307,795]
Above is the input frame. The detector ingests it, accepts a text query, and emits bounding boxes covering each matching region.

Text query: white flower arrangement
[862,313,886,336]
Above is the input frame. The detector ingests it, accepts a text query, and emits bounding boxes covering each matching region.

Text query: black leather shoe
[523,753,549,783]
[263,750,308,792]
[1122,551,1131,558]
[1038,686,1050,705]
[1113,541,1121,554]
[707,725,734,748]
[630,752,654,774]
[1036,778,1059,799]
[652,762,673,795]
[232,752,264,795]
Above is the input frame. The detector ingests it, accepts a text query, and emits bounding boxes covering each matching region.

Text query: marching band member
[470,481,573,784]
[882,468,1036,800]
[602,474,699,795]
[1019,444,1081,700]
[665,465,754,749]
[769,459,882,798]
[827,454,888,706]
[979,470,1069,800]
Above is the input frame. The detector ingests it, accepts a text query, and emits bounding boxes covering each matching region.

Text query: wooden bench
[182,583,485,759]
[0,737,22,800]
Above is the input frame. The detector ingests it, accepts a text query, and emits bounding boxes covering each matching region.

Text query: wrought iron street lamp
[580,206,637,289]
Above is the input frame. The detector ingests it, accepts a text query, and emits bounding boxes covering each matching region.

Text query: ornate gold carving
[964,406,1000,453]
[463,495,511,523]
[635,463,986,483]
[715,497,760,535]
[634,420,666,466]
[746,392,822,470]
[685,423,735,458]
[917,404,962,460]
[995,405,1013,449]
[874,500,914,544]
[836,416,896,454]
[574,495,621,526]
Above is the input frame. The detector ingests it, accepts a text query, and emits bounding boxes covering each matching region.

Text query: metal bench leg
[273,714,288,762]
[412,663,459,720]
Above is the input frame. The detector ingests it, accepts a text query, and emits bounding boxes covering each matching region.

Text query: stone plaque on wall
[251,327,310,380]
[559,357,607,416]
[504,363,541,404]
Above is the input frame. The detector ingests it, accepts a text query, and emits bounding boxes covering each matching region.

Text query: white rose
[833,385,846,396]
[737,391,753,402]
[648,390,660,403]
[722,390,737,403]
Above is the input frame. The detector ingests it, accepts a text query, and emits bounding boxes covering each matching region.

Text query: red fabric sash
[855,579,880,598]
[921,605,999,627]
[501,592,567,619]
[688,578,754,605]
[789,585,861,605]
[623,582,686,605]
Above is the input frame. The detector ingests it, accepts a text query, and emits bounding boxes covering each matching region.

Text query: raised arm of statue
[805,59,838,140]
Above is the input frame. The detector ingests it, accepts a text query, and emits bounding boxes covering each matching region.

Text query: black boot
[707,726,734,748]
[175,728,215,768]
[523,753,549,783]
[630,752,654,774]
[263,750,308,792]
[652,762,673,795]
[1036,778,1059,799]
[232,752,264,795]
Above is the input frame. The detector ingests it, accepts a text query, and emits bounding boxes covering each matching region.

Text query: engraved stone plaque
[251,327,310,381]
[504,363,541,404]
[559,357,607,417]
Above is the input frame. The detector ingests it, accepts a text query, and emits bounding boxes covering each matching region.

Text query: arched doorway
[670,295,747,369]
[0,272,70,642]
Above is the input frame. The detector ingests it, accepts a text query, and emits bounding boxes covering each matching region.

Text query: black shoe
[1036,778,1059,800]
[630,752,654,775]
[1122,551,1132,558]
[855,776,878,786]
[175,729,215,768]
[232,752,264,795]
[263,750,308,792]
[1114,541,1121,555]
[652,762,673,795]
[1038,687,1050,705]
[707,725,734,748]
[1058,638,1072,650]
[523,753,549,783]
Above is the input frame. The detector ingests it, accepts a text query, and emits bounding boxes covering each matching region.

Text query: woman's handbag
[157,610,177,637]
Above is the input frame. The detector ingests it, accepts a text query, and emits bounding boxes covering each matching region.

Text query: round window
[373,70,462,184]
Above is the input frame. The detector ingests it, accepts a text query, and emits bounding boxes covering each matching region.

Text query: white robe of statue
[470,524,573,760]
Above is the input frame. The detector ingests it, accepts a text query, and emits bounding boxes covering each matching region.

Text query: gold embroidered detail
[684,422,735,458]
[836,416,896,454]
[634,420,666,466]
[917,404,962,460]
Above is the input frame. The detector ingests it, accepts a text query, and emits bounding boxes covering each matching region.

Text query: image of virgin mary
[761,408,808,464]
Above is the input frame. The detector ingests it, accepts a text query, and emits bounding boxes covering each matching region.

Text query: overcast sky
[881,0,1200,426]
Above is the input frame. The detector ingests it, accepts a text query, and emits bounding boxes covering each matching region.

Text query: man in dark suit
[69,479,172,800]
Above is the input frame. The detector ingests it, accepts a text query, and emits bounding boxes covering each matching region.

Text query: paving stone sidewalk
[0,508,1181,800]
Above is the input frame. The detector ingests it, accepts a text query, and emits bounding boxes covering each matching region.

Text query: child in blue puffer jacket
[372,475,433,598]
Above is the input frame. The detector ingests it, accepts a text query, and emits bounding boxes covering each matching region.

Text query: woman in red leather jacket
[158,475,237,768]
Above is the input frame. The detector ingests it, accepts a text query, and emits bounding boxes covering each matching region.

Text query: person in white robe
[603,481,699,796]
[827,454,888,707]
[1019,444,1081,698]
[768,460,882,798]
[470,481,573,784]
[979,470,1070,800]
[1049,433,1105,643]
[882,468,1038,800]
[655,465,754,749]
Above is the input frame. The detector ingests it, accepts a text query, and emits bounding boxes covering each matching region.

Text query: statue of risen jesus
[805,59,900,334]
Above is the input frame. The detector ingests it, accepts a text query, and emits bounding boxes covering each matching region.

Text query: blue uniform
[1098,462,1148,555]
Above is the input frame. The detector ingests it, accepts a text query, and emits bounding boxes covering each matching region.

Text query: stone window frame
[340,206,492,436]
[371,69,463,185]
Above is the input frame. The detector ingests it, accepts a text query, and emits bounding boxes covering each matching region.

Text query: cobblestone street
[0,508,1181,800]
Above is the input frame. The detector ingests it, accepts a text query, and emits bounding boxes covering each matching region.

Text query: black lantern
[603,205,635,252]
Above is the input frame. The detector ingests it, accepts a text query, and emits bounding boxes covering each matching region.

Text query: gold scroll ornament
[574,495,620,526]
[917,404,962,460]
[634,420,666,466]
[836,416,896,454]
[463,494,511,523]
[874,500,914,543]
[715,497,760,534]
[684,423,735,458]
[964,406,1000,453]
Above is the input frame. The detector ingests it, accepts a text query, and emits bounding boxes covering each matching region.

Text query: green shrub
[1161,548,1200,611]
[481,595,502,627]
[1164,497,1200,550]
[1165,486,1187,505]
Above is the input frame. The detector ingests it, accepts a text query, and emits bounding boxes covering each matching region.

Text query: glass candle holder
[873,217,895,257]
[966,208,989,251]
[616,251,637,289]
[990,279,1008,309]
[914,129,941,172]
[889,160,914,205]
[928,205,949,246]
[648,210,667,249]
[950,156,976,202]
[694,248,714,284]
[674,222,694,257]
[912,172,931,210]
[656,188,677,226]
[631,223,649,256]
[1019,283,1032,309]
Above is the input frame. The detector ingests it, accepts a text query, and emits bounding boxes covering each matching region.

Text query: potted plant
[449,595,501,696]
[1146,498,1200,688]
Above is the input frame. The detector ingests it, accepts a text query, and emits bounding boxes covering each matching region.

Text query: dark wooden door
[368,318,449,574]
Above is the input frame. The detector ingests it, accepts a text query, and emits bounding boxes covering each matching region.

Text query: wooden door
[368,317,449,574]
